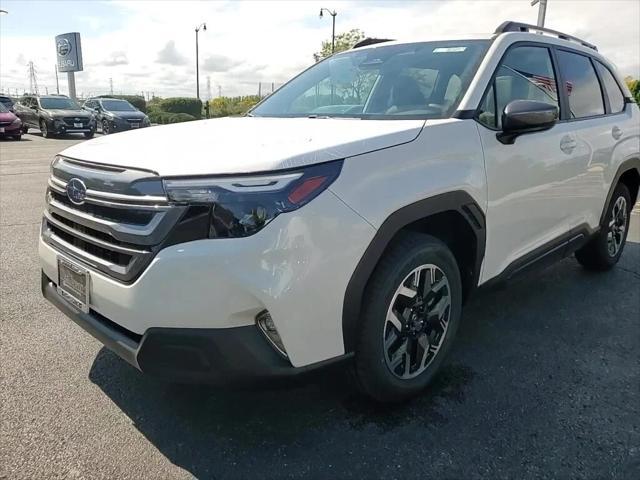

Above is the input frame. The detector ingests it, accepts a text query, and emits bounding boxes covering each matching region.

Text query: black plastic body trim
[599,158,640,225]
[341,191,486,353]
[42,272,352,384]
[481,223,597,289]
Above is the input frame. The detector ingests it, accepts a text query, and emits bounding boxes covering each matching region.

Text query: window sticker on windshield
[433,47,467,53]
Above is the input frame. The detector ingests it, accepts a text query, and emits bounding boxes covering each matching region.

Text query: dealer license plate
[57,258,90,313]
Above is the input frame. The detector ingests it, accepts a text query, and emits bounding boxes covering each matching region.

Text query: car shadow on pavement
[89,243,640,479]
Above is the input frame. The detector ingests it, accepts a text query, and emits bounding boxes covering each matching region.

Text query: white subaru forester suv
[40,22,639,401]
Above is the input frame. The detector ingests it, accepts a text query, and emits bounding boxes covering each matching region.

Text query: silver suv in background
[40,22,639,402]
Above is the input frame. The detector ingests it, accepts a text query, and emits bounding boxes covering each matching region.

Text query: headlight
[53,118,64,126]
[143,116,151,126]
[163,160,343,238]
[10,117,21,125]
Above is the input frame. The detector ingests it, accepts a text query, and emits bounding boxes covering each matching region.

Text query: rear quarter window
[594,61,625,114]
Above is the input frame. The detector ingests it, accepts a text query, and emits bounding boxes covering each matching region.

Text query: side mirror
[497,100,558,145]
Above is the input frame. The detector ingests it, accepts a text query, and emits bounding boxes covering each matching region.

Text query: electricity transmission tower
[28,61,39,95]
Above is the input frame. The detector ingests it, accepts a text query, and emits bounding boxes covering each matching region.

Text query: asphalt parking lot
[1,132,639,480]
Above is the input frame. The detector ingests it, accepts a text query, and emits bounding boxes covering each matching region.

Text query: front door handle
[560,135,577,154]
[612,126,623,140]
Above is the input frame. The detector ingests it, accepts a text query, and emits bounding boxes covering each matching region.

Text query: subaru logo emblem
[57,38,71,56]
[66,178,87,205]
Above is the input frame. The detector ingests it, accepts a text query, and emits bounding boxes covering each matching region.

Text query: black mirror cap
[497,100,558,145]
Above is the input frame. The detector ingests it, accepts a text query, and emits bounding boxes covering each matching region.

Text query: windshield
[0,102,9,113]
[39,97,81,110]
[100,100,137,112]
[252,40,489,119]
[0,97,13,108]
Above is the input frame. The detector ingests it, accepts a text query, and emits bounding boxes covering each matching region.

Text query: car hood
[0,112,17,122]
[106,110,146,119]
[59,116,425,176]
[44,109,91,118]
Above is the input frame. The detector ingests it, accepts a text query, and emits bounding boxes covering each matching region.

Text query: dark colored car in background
[0,101,22,140]
[0,95,16,112]
[16,95,96,139]
[83,98,150,135]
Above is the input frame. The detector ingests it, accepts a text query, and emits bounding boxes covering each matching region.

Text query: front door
[477,44,586,282]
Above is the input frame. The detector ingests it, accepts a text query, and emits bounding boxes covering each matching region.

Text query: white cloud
[0,0,638,99]
[156,41,188,66]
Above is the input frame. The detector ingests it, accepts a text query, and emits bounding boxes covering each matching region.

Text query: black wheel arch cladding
[342,190,486,354]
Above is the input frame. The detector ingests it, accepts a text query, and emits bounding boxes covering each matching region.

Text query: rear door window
[594,61,625,114]
[556,50,605,118]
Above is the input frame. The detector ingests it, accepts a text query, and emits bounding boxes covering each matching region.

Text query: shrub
[148,110,196,124]
[159,97,203,119]
[97,94,147,113]
[209,95,261,117]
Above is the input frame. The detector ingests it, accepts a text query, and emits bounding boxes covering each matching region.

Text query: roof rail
[494,21,597,51]
[353,37,394,49]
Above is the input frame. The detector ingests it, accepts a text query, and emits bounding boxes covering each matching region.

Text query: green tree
[314,29,366,61]
[624,76,640,104]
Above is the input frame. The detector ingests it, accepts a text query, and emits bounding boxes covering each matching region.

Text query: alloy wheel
[383,264,451,379]
[607,196,627,257]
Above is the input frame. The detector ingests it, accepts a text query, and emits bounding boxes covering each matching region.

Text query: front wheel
[576,183,631,271]
[40,119,52,138]
[355,233,462,402]
[84,130,95,139]
[102,120,110,135]
[22,126,29,134]
[13,135,21,141]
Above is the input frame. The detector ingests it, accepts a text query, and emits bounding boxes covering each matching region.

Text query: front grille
[0,121,12,127]
[62,117,90,127]
[125,118,142,123]
[42,156,189,283]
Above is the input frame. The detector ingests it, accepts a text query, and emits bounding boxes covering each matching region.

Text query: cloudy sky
[0,0,639,99]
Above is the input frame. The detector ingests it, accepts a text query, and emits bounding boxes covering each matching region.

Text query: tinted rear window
[556,50,604,118]
[594,61,625,114]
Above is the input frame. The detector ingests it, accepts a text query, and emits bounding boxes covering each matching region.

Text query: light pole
[319,8,337,54]
[531,0,547,28]
[195,22,206,99]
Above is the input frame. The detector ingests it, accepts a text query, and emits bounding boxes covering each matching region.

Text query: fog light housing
[256,310,287,358]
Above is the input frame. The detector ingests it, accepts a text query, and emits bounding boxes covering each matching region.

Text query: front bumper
[42,272,349,384]
[48,118,95,134]
[104,118,149,132]
[39,190,376,367]
[0,122,22,135]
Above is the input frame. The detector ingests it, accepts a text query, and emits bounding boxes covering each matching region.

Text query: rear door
[552,49,613,230]
[477,44,587,282]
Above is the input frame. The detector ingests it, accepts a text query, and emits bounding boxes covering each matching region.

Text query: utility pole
[28,61,39,95]
[195,22,207,99]
[206,76,212,101]
[109,77,113,95]
[55,64,60,94]
[531,0,547,27]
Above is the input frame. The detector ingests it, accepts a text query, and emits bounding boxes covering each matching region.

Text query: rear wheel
[576,183,631,271]
[355,233,462,402]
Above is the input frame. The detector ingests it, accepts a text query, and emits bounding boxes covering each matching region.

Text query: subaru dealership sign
[55,32,83,72]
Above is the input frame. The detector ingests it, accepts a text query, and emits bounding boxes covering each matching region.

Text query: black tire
[13,135,21,141]
[355,233,463,402]
[102,120,110,135]
[40,119,52,138]
[576,183,631,271]
[22,126,29,134]
[84,131,95,139]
